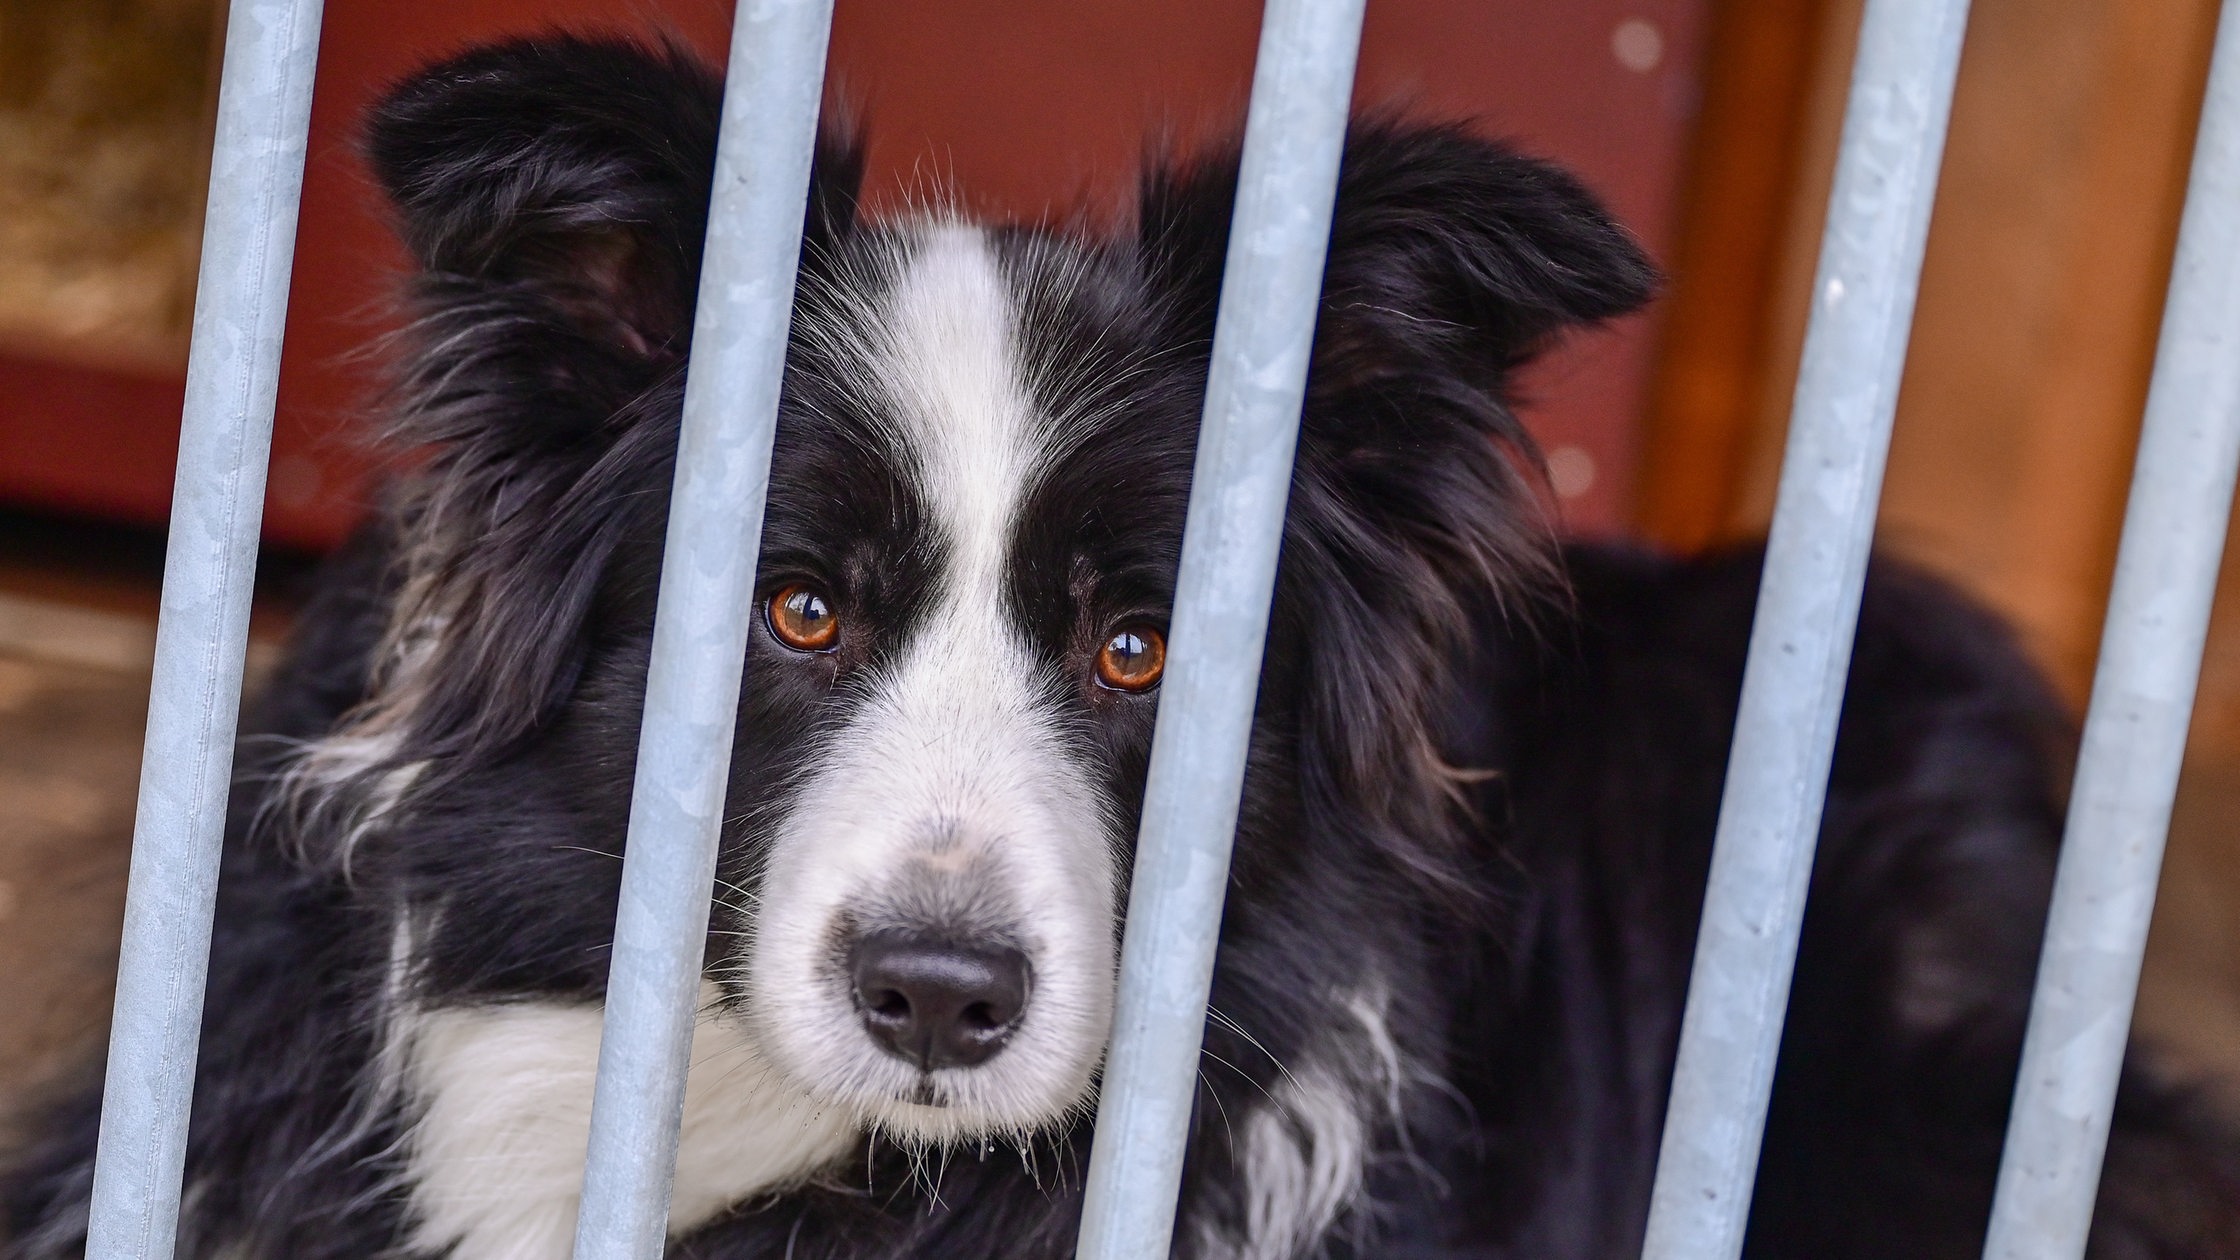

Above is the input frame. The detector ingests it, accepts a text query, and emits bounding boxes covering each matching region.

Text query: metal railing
[1073,0,1365,1254]
[84,2,324,1256]
[1641,0,1973,1253]
[77,0,2240,1258]
[567,3,835,1256]
[1982,2,2240,1254]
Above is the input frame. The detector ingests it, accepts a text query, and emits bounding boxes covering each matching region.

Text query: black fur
[7,34,2238,1260]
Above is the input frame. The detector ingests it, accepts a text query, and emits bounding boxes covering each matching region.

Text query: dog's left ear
[1142,118,1656,403]
[1141,122,1657,887]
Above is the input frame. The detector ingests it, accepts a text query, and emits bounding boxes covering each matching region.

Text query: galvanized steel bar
[1638,1,1971,1256]
[567,4,833,1258]
[82,2,324,1257]
[1982,4,2240,1254]
[1071,1,1365,1256]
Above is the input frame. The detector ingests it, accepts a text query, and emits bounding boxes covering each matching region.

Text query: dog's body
[8,35,2240,1260]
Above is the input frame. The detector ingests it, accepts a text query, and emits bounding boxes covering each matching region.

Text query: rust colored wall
[1,0,1706,548]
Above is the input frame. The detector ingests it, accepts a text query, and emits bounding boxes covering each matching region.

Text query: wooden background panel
[1684,0,2219,702]
[1875,0,2219,698]
[0,0,1710,547]
[1635,0,1828,551]
[1640,0,2240,1094]
[0,0,221,370]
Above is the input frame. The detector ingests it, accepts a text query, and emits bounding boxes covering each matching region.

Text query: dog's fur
[8,34,2240,1260]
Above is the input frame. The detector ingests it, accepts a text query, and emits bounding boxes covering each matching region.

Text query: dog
[7,33,2239,1260]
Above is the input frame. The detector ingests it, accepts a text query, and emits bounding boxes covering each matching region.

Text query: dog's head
[327,35,1652,1148]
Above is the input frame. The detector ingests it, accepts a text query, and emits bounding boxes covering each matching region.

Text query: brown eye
[768,584,839,652]
[1095,626,1166,692]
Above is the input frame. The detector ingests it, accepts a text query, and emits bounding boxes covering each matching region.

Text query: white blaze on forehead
[869,221,1046,583]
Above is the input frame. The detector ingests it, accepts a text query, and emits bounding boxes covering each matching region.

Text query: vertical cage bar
[567,2,833,1257]
[82,2,325,1257]
[1071,1,1365,1256]
[1982,3,2240,1254]
[1638,1,1971,1256]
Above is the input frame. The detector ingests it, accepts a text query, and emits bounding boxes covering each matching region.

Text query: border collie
[8,34,2240,1260]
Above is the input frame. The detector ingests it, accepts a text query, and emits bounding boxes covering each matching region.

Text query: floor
[2138,759,2240,1106]
[0,511,301,1134]
[0,639,141,1111]
[0,511,2235,1143]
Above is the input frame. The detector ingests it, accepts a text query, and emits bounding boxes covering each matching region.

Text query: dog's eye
[768,584,839,652]
[1095,626,1165,692]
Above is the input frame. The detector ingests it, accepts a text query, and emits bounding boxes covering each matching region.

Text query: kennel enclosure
[77,1,2240,1259]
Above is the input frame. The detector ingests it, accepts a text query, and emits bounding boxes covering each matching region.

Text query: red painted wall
[0,0,1704,549]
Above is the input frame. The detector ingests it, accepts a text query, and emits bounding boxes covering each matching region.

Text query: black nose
[850,932,1030,1071]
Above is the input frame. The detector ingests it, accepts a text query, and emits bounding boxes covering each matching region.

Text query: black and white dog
[7,34,2240,1260]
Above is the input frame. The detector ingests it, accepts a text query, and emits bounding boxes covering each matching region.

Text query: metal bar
[1071,1,1365,1256]
[1638,1,1971,1256]
[1982,4,2240,1253]
[568,3,833,1257]
[82,3,324,1257]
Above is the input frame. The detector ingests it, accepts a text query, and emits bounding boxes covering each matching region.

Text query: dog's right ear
[367,34,862,370]
[323,37,864,786]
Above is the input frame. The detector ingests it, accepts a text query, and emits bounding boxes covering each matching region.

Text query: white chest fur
[394,993,858,1260]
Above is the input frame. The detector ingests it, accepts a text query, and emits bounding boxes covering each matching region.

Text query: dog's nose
[850,932,1030,1070]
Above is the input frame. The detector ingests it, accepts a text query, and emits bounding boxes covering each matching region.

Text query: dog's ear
[1141,121,1657,893]
[324,37,863,786]
[367,35,861,369]
[1141,117,1655,401]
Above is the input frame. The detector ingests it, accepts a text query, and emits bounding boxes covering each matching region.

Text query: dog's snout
[850,932,1029,1071]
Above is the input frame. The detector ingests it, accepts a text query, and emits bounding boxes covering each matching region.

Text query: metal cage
[79,0,2240,1257]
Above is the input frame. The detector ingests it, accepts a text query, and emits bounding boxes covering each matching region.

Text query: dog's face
[335,37,1653,1152]
[734,221,1194,1139]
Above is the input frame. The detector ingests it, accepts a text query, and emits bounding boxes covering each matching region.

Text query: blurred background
[1,0,2235,1125]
